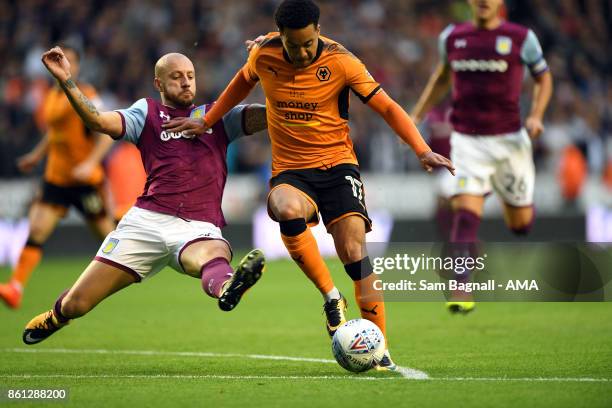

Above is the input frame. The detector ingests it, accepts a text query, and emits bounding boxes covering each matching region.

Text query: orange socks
[280,219,334,295]
[11,242,43,289]
[280,220,387,342]
[345,257,387,341]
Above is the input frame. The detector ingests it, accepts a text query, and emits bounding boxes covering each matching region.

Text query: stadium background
[0,2,611,406]
[0,0,610,262]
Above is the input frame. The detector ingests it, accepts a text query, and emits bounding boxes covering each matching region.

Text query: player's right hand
[16,152,41,174]
[162,117,210,138]
[245,35,266,52]
[41,47,71,83]
[418,151,455,175]
[525,116,544,139]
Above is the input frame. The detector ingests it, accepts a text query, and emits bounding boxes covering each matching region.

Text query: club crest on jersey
[495,36,512,55]
[189,105,213,134]
[101,238,119,254]
[190,106,205,119]
[316,66,331,82]
[159,111,170,122]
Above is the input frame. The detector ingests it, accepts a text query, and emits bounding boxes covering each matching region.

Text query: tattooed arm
[41,47,124,139]
[243,104,267,135]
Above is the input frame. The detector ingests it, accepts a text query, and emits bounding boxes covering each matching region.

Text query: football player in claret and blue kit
[22,48,268,345]
[412,0,553,313]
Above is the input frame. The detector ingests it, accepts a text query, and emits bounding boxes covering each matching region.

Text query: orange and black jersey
[242,33,381,176]
[42,84,104,186]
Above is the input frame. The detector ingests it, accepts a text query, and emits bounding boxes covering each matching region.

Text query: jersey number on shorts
[503,175,527,198]
[345,175,364,201]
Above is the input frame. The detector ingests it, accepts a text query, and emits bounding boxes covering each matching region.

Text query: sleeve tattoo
[61,79,100,118]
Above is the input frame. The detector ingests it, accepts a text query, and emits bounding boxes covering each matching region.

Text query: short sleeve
[115,98,148,144]
[222,104,250,142]
[521,29,549,76]
[241,48,260,84]
[342,54,381,104]
[438,24,454,62]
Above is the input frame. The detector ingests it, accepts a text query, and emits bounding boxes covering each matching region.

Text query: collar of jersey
[162,103,196,115]
[282,38,325,68]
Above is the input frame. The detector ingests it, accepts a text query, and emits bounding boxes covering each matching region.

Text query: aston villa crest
[495,36,512,55]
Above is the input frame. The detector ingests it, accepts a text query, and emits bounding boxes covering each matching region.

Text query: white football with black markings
[331,319,385,373]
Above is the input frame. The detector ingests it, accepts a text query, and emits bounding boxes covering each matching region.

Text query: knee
[508,212,535,236]
[510,221,534,236]
[337,239,365,264]
[28,226,48,244]
[273,200,305,221]
[61,294,92,319]
[181,257,201,277]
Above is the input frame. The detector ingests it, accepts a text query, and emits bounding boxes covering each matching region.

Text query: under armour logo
[360,305,378,316]
[454,39,467,48]
[159,111,170,122]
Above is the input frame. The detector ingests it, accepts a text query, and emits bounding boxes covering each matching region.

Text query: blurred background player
[0,46,115,309]
[412,0,553,313]
[23,48,268,345]
[420,101,454,241]
[104,141,147,223]
[164,0,454,371]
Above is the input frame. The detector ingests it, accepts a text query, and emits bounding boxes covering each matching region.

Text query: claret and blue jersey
[115,98,251,227]
[440,21,549,135]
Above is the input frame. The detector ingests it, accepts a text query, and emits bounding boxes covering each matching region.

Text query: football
[331,319,386,373]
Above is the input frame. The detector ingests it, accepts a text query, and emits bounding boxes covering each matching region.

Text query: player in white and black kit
[412,0,553,313]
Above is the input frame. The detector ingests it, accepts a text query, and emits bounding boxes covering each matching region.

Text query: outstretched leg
[23,260,137,344]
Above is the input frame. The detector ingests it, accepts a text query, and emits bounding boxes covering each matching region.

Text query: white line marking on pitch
[0,374,401,381]
[1,374,609,383]
[4,347,428,379]
[3,348,610,383]
[4,347,335,363]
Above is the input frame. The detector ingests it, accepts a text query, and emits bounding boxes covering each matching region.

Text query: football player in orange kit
[165,0,454,370]
[0,46,115,309]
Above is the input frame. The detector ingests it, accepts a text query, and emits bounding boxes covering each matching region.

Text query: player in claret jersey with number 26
[412,0,553,313]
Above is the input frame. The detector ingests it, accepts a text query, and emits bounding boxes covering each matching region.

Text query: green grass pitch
[1,256,611,407]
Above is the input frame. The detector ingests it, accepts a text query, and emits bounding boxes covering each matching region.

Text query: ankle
[9,280,23,293]
[323,287,340,302]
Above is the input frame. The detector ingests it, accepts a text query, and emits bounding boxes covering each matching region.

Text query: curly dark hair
[274,0,320,31]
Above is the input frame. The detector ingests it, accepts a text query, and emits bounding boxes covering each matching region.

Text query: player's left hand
[418,151,455,175]
[525,116,544,139]
[72,160,96,182]
[162,117,210,138]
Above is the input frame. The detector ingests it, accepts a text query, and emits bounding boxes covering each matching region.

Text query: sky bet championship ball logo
[348,333,369,354]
